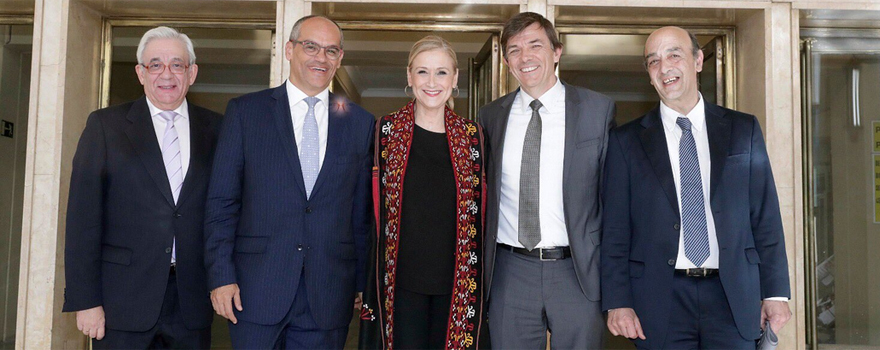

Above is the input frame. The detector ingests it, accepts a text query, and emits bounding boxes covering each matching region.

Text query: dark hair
[289,15,344,48]
[686,29,701,57]
[500,12,563,59]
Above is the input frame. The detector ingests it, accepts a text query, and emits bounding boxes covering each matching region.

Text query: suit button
[673,223,681,230]
[174,212,182,218]
[297,244,303,251]
[668,259,676,266]
[305,207,312,214]
[165,247,172,254]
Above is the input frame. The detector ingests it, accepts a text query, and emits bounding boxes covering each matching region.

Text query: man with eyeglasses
[63,26,220,349]
[204,15,374,349]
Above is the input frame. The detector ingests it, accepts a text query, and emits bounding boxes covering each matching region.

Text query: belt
[498,243,571,261]
[675,268,719,277]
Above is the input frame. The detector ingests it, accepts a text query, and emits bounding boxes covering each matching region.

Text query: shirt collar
[517,78,564,114]
[659,93,705,134]
[146,97,189,120]
[286,79,329,108]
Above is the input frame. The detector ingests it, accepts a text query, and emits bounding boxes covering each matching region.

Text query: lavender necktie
[159,110,181,264]
[301,97,320,198]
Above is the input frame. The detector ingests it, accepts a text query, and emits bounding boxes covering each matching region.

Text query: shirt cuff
[764,297,789,302]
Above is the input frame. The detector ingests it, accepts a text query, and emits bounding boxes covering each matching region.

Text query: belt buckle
[687,268,706,277]
[539,248,558,261]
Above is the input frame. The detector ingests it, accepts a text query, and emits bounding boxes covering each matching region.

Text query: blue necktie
[676,117,710,267]
[301,96,320,199]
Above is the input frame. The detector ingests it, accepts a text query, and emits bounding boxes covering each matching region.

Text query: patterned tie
[519,99,543,251]
[159,110,181,264]
[676,117,711,267]
[301,96,320,199]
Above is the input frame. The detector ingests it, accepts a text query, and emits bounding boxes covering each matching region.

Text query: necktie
[159,110,181,264]
[301,96,320,198]
[676,117,710,267]
[519,99,543,251]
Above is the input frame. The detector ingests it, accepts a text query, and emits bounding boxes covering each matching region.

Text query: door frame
[334,21,507,119]
[555,25,737,109]
[99,18,276,109]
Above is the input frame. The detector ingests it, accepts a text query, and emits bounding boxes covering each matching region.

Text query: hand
[76,306,105,340]
[607,308,646,340]
[211,283,243,324]
[761,300,791,333]
[354,292,363,311]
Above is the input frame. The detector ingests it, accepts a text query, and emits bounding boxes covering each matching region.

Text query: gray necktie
[159,110,181,264]
[519,99,543,251]
[301,96,320,198]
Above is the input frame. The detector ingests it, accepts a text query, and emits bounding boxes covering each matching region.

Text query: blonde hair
[408,35,458,109]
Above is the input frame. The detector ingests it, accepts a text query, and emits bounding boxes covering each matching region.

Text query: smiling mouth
[521,66,538,73]
[423,90,442,97]
[311,67,328,73]
[158,84,177,91]
[663,77,679,85]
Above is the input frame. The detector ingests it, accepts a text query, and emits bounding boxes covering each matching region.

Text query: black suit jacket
[63,96,221,332]
[479,82,616,301]
[601,102,790,344]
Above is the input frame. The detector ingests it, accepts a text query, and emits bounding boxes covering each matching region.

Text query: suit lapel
[638,107,680,216]
[705,103,731,203]
[175,104,210,208]
[490,90,517,195]
[124,97,176,208]
[562,82,581,201]
[271,85,307,198]
[310,93,345,197]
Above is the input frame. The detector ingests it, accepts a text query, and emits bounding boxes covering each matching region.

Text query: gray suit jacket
[478,81,615,301]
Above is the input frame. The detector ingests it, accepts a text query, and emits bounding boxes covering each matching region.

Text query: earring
[404,85,413,98]
[453,86,460,98]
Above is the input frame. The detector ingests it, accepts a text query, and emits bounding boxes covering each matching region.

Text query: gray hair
[136,26,196,65]
[288,15,344,48]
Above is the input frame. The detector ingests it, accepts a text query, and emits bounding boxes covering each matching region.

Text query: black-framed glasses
[141,61,189,74]
[291,40,342,60]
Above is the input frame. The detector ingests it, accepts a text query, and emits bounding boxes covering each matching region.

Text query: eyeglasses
[291,40,342,60]
[141,61,189,74]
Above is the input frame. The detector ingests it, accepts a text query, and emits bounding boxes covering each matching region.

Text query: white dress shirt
[497,79,569,248]
[147,98,191,180]
[659,95,720,269]
[286,80,329,172]
[661,95,787,302]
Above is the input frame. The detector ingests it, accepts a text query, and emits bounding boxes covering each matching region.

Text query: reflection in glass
[0,23,32,348]
[807,36,880,348]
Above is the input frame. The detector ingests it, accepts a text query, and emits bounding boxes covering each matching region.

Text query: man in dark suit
[63,26,220,349]
[478,12,615,349]
[204,15,374,349]
[601,26,791,349]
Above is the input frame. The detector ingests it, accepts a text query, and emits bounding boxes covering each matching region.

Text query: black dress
[395,124,456,349]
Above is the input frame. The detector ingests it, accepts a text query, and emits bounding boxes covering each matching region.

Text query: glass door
[469,34,501,120]
[803,30,880,349]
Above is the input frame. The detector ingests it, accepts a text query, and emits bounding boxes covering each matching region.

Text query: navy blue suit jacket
[600,102,790,344]
[204,85,374,328]
[63,97,220,332]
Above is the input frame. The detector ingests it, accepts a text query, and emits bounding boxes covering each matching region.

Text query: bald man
[600,26,791,349]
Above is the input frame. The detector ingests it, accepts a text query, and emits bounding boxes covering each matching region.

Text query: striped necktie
[676,117,710,267]
[159,110,181,264]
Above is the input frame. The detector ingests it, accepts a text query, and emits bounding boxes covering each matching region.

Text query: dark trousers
[393,287,451,350]
[488,247,604,350]
[228,275,348,350]
[638,273,756,350]
[93,269,211,350]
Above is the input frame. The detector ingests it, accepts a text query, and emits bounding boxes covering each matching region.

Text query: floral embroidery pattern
[369,101,485,350]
